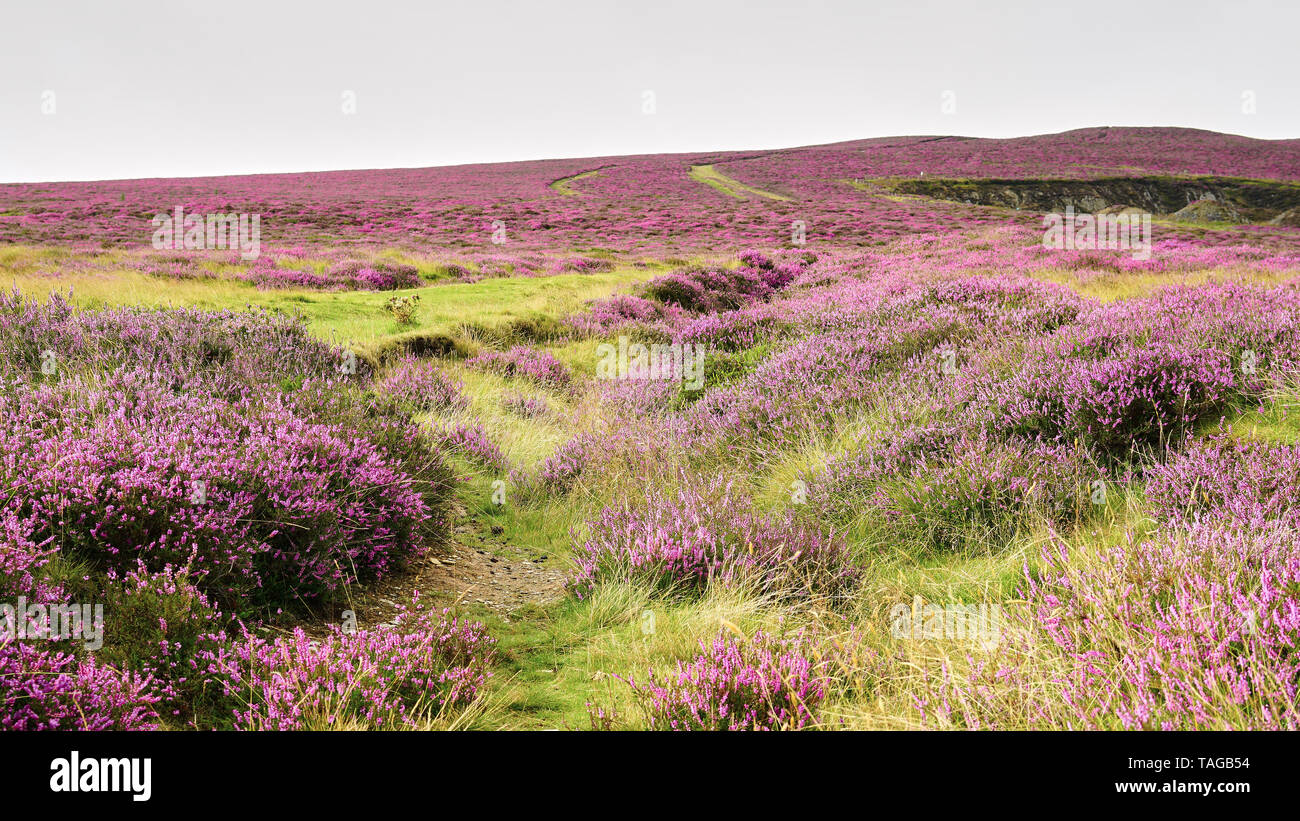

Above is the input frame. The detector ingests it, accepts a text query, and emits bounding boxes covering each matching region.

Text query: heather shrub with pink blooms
[620,631,828,730]
[809,426,1097,551]
[569,477,857,600]
[0,290,356,389]
[0,640,163,730]
[1145,436,1300,525]
[328,260,422,291]
[198,597,495,730]
[510,433,595,497]
[466,345,571,391]
[1,371,433,611]
[377,356,469,413]
[0,509,60,603]
[641,265,773,314]
[969,339,1236,458]
[433,422,509,472]
[0,298,455,617]
[926,522,1300,730]
[567,293,685,337]
[71,564,228,719]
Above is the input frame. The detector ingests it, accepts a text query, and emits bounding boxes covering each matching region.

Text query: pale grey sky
[1,0,1296,182]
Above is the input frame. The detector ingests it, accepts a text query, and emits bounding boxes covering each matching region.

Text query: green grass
[549,168,604,196]
[689,164,792,201]
[6,260,655,353]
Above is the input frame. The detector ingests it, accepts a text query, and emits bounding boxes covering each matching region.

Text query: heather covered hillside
[3,126,1300,732]
[3,127,1300,253]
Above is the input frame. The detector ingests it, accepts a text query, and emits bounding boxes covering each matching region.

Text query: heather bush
[433,422,509,471]
[0,509,61,602]
[737,249,774,270]
[876,275,1084,337]
[509,433,595,497]
[620,630,828,730]
[82,564,227,721]
[465,345,571,391]
[1,369,435,612]
[377,357,469,413]
[1070,282,1300,378]
[329,260,422,291]
[972,339,1236,458]
[0,291,359,390]
[567,294,684,336]
[676,309,786,352]
[809,426,1096,551]
[1145,436,1300,525]
[198,597,495,730]
[0,640,163,730]
[280,380,455,526]
[928,522,1300,730]
[569,476,857,600]
[641,266,772,314]
[683,316,970,457]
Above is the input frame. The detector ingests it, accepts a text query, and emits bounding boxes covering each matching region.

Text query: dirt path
[422,534,567,614]
[297,504,566,637]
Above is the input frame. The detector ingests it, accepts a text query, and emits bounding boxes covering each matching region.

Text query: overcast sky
[1,0,1296,182]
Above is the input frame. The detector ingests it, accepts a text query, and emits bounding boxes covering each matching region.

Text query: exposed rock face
[1097,205,1148,216]
[1171,200,1245,223]
[889,175,1300,222]
[1269,207,1300,227]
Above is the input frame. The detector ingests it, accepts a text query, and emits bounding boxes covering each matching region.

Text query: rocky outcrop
[1172,200,1246,223]
[1269,207,1300,227]
[888,176,1300,222]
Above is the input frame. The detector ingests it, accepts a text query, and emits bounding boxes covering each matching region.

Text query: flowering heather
[0,289,355,388]
[1145,436,1300,526]
[567,293,685,337]
[331,260,422,291]
[198,598,495,730]
[0,509,60,602]
[737,249,774,270]
[676,307,788,352]
[94,563,226,715]
[501,391,549,418]
[972,339,1237,457]
[511,433,595,496]
[5,128,1299,256]
[641,265,774,314]
[5,125,1300,736]
[1066,281,1300,379]
[569,477,857,600]
[622,630,827,730]
[0,640,163,730]
[681,315,965,456]
[377,357,469,413]
[465,345,571,391]
[808,426,1095,550]
[433,422,509,472]
[931,522,1300,730]
[1,367,434,611]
